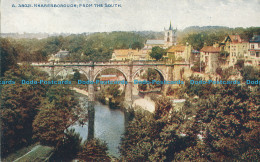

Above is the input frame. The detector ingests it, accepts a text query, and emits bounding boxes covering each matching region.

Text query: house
[246,35,260,67]
[200,46,220,73]
[48,49,70,61]
[111,22,178,61]
[220,34,249,66]
[110,49,148,61]
[166,44,192,63]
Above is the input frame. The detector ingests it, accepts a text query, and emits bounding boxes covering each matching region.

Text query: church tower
[164,21,177,47]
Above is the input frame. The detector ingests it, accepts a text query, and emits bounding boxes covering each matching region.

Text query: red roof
[229,35,243,43]
[100,75,118,81]
[201,46,220,53]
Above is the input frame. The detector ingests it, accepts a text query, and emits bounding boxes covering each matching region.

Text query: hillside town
[110,23,259,73]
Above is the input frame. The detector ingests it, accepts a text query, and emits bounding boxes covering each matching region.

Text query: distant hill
[181,26,230,33]
[2,26,259,62]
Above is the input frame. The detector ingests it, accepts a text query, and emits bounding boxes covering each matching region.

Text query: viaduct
[30,60,189,139]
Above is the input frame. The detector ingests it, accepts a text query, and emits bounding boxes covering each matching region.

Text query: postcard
[1,0,259,161]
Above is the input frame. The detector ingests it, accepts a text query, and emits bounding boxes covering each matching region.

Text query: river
[71,101,125,158]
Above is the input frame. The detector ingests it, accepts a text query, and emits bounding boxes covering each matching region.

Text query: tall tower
[164,21,177,46]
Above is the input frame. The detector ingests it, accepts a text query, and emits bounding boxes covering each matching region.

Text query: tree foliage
[191,61,206,73]
[131,41,143,50]
[120,97,186,161]
[178,26,260,48]
[77,138,111,162]
[182,75,217,98]
[53,129,82,161]
[149,46,166,61]
[32,85,82,146]
[240,66,260,83]
[177,85,260,161]
[1,65,48,156]
[0,38,18,76]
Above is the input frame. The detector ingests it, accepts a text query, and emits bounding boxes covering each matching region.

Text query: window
[256,52,259,57]
[251,44,255,49]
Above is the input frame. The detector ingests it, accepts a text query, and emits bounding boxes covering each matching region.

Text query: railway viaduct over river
[29,60,189,139]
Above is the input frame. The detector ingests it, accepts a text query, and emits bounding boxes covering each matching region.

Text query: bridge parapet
[27,61,185,66]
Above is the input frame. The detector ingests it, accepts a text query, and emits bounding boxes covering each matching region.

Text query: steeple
[169,21,172,30]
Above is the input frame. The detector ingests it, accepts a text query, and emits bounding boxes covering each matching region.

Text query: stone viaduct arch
[29,61,188,140]
[30,61,181,108]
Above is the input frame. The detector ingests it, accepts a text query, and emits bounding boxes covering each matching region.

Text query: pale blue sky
[1,0,260,33]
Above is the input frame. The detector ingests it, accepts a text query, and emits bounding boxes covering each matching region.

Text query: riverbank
[133,98,155,113]
[71,87,156,113]
[72,87,88,96]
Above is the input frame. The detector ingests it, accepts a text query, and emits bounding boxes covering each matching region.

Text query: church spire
[169,21,172,30]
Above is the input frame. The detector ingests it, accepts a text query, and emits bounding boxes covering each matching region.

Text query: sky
[1,0,260,33]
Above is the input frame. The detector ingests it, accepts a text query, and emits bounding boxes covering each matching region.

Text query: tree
[216,67,223,76]
[53,129,82,161]
[219,50,229,65]
[150,46,166,61]
[1,65,48,156]
[33,103,70,145]
[106,84,121,98]
[182,33,205,50]
[221,67,235,80]
[240,66,260,83]
[33,85,85,146]
[182,85,260,161]
[77,139,110,161]
[174,141,209,161]
[120,97,185,161]
[73,69,81,81]
[132,42,143,50]
[0,38,18,76]
[235,59,244,69]
[182,75,217,98]
[138,84,147,91]
[191,61,206,73]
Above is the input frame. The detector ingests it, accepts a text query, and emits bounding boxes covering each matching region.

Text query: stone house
[48,49,70,62]
[220,35,249,66]
[110,49,148,61]
[166,44,192,63]
[200,46,220,73]
[245,35,260,67]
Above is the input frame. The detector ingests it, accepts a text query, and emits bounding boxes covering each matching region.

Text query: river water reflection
[71,102,125,157]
